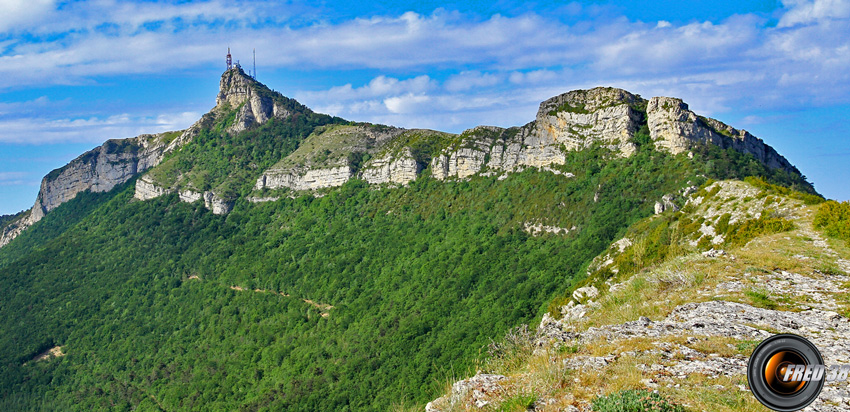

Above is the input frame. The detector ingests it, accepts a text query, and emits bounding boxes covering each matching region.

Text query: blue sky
[1,0,849,214]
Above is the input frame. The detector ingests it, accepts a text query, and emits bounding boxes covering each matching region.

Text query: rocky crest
[647,97,798,173]
[0,132,177,247]
[2,79,807,247]
[217,67,292,134]
[426,181,848,412]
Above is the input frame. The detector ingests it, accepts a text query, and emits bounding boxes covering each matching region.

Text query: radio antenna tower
[253,48,256,80]
[226,48,232,70]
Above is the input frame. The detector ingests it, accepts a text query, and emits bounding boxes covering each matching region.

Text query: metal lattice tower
[253,49,256,79]
[226,48,232,70]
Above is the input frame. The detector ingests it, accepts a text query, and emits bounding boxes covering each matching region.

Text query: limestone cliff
[647,96,799,174]
[216,67,292,134]
[0,131,179,247]
[253,126,443,192]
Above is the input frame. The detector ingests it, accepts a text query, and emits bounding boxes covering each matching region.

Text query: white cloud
[0,0,55,32]
[779,0,850,27]
[0,110,200,144]
[444,71,502,92]
[0,2,848,139]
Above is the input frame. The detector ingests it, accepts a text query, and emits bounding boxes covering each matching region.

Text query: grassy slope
[455,180,846,412]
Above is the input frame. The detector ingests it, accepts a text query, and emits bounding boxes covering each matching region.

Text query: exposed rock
[360,147,421,185]
[217,67,291,134]
[255,125,410,191]
[425,373,507,411]
[647,96,798,174]
[523,222,575,236]
[0,211,36,248]
[1,132,177,248]
[572,286,599,302]
[203,191,234,215]
[257,165,354,191]
[701,249,727,258]
[654,194,679,214]
[535,87,643,156]
[178,189,235,215]
[134,175,173,201]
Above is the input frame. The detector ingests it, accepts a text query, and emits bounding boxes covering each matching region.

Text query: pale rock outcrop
[430,89,642,180]
[134,175,173,201]
[654,194,679,214]
[256,166,354,192]
[203,191,234,215]
[535,87,642,156]
[0,211,36,248]
[425,373,508,411]
[33,135,170,216]
[137,185,232,215]
[133,67,292,214]
[217,67,291,134]
[360,148,421,185]
[646,96,798,174]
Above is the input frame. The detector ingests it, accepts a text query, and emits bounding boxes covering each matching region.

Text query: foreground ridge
[426,180,847,411]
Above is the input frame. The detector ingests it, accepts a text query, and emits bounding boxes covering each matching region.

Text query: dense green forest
[0,103,817,410]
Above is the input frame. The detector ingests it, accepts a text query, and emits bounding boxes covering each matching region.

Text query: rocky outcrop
[217,67,292,134]
[33,134,170,217]
[646,97,798,174]
[132,68,295,214]
[0,211,36,248]
[134,181,232,215]
[360,148,421,185]
[426,373,508,411]
[134,175,173,201]
[0,132,178,248]
[5,78,809,247]
[535,87,642,156]
[256,165,354,192]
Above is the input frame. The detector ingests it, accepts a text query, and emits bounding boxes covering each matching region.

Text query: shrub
[814,200,850,245]
[592,389,685,412]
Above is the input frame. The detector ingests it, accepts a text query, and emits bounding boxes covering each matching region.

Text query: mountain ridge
[0,69,810,248]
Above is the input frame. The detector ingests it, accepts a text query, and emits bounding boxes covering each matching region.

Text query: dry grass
[432,199,850,411]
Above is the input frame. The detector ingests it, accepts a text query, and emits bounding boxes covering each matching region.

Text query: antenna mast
[226,48,232,70]
[253,48,256,80]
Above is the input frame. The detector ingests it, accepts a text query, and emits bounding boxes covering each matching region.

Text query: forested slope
[0,138,816,411]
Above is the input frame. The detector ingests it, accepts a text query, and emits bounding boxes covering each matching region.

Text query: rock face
[134,180,232,215]
[426,373,508,411]
[646,97,798,174]
[535,88,642,156]
[254,126,422,192]
[360,148,422,185]
[0,132,178,248]
[217,67,292,134]
[256,165,355,192]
